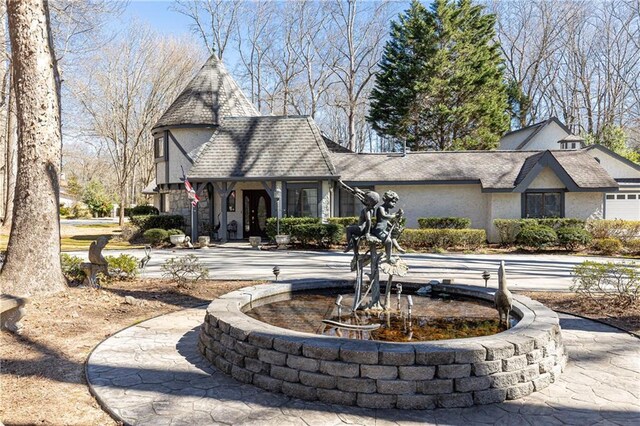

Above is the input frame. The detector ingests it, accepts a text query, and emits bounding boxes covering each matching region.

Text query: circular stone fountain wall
[198,281,566,409]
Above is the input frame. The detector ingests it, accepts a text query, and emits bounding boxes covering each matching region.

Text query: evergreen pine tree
[368,0,509,151]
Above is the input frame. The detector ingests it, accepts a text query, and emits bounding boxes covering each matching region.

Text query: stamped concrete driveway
[70,244,637,291]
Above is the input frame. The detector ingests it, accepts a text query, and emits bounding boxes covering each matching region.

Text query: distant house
[498,118,640,221]
[150,56,640,243]
[498,117,586,151]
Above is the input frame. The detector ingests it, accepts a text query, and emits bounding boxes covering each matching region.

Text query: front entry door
[243,190,271,238]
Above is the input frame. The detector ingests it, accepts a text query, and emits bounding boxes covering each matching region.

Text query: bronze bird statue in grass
[494,261,513,329]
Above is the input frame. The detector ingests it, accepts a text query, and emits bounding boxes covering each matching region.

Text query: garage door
[605,193,640,220]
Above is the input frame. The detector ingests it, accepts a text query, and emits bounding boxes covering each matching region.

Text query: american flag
[184,177,199,207]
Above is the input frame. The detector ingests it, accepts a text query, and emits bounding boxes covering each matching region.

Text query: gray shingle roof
[153,55,259,130]
[188,116,336,180]
[331,150,617,191]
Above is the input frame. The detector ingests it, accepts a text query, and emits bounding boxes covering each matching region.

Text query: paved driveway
[69,244,637,291]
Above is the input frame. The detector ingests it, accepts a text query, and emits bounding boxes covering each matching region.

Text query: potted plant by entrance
[275,234,290,249]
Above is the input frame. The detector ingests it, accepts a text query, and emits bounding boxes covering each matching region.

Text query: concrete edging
[198,280,566,409]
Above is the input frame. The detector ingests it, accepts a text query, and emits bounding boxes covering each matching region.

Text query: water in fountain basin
[245,287,518,342]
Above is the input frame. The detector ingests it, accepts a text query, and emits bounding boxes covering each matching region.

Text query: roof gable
[188,116,336,180]
[153,55,259,130]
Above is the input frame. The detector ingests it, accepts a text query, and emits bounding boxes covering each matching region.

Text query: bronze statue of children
[343,187,380,254]
[372,190,405,263]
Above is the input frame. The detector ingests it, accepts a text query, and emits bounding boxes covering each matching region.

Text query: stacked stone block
[198,282,567,409]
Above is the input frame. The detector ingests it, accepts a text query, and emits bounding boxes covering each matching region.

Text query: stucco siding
[375,184,489,230]
[528,167,565,189]
[499,127,537,150]
[565,192,604,219]
[523,123,569,151]
[167,128,216,183]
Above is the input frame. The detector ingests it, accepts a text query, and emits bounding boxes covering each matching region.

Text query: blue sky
[120,0,194,37]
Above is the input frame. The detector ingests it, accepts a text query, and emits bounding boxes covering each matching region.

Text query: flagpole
[191,202,196,243]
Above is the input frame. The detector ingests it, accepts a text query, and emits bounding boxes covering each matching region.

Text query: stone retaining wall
[198,281,566,409]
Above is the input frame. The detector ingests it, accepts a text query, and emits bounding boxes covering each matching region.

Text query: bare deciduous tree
[1,0,66,296]
[70,25,204,225]
[173,0,241,60]
[324,0,392,151]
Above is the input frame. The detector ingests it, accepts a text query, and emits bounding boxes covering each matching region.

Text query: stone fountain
[198,186,567,409]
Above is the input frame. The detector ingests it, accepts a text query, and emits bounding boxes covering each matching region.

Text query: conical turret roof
[153,55,259,130]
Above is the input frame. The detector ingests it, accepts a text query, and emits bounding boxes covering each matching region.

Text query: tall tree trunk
[1,0,66,296]
[119,187,126,226]
[3,86,17,228]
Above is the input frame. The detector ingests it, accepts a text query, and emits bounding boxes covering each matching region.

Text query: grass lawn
[0,220,144,251]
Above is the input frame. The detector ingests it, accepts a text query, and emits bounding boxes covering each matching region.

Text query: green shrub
[131,215,185,231]
[515,225,557,249]
[60,253,85,283]
[494,218,585,245]
[626,239,640,255]
[590,238,623,255]
[556,227,592,251]
[290,223,343,247]
[69,202,92,219]
[167,228,185,236]
[265,217,319,239]
[327,217,359,227]
[83,180,114,217]
[161,254,209,288]
[125,205,159,217]
[59,204,71,217]
[399,228,486,250]
[572,260,640,307]
[586,220,640,244]
[417,217,471,229]
[143,228,169,245]
[105,254,139,280]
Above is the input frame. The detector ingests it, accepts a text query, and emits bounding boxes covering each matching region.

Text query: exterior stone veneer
[198,281,567,409]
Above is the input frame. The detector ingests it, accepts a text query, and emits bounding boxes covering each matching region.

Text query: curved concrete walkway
[87,306,640,425]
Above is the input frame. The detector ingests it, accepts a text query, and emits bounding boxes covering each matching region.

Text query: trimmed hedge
[143,228,169,245]
[516,225,557,249]
[417,217,471,229]
[327,217,359,227]
[125,205,159,217]
[265,217,319,240]
[556,226,592,251]
[290,223,343,247]
[586,219,640,244]
[494,218,586,245]
[399,228,486,250]
[131,215,185,231]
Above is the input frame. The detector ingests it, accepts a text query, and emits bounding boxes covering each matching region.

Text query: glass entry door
[243,190,271,238]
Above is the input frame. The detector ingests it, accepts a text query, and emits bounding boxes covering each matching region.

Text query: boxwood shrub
[417,217,471,229]
[290,223,343,247]
[494,218,586,245]
[327,217,359,227]
[131,215,185,231]
[265,217,319,240]
[400,228,486,250]
[556,226,592,251]
[515,225,557,249]
[143,228,169,245]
